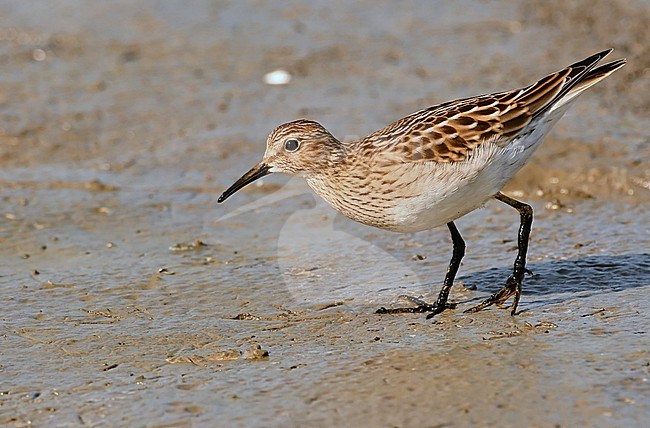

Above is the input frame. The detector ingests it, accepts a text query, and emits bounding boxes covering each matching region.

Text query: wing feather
[361,50,616,165]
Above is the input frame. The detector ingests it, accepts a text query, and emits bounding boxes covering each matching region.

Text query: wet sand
[1,1,649,426]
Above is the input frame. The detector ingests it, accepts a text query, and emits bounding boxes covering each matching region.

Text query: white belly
[386,124,552,233]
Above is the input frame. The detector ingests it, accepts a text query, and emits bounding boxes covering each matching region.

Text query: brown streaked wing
[362,67,573,165]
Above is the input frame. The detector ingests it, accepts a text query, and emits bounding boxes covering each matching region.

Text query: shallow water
[1,0,649,426]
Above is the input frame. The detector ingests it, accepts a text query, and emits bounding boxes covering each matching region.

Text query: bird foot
[464,274,522,316]
[376,295,457,318]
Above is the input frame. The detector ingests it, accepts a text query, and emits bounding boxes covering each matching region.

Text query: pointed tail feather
[535,50,626,117]
[514,49,625,119]
[554,58,627,109]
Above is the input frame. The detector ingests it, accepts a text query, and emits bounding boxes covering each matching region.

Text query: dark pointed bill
[218,163,271,203]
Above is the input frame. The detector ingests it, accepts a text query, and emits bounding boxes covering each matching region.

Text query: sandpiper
[219,49,625,317]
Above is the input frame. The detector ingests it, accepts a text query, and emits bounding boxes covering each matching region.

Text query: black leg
[426,221,465,318]
[377,222,464,317]
[465,192,533,316]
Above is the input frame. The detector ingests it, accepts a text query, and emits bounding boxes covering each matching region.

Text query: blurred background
[1,1,648,426]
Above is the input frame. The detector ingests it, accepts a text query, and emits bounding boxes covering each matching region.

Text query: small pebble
[264,69,291,85]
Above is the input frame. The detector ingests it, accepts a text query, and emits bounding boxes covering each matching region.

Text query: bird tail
[513,49,626,120]
[550,56,627,112]
[536,49,626,117]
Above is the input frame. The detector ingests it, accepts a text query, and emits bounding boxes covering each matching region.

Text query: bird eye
[284,139,300,152]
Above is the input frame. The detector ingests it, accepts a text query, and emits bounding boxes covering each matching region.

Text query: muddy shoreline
[1,1,649,426]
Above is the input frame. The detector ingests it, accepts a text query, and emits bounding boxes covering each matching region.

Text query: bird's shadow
[457,253,650,307]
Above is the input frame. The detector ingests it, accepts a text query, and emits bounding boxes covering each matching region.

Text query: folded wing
[362,49,624,164]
